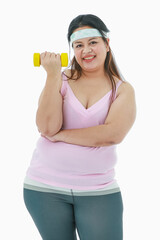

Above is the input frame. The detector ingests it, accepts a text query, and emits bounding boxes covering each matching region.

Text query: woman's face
[72,26,109,72]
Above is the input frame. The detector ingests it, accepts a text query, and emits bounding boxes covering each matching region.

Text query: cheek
[97,44,107,55]
[97,46,107,62]
[74,50,82,63]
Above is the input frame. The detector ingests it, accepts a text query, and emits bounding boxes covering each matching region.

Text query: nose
[83,45,92,54]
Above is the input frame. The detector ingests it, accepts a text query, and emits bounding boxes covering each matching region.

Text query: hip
[24,176,120,196]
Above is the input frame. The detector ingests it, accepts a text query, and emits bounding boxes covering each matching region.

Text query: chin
[82,65,100,72]
[80,60,104,72]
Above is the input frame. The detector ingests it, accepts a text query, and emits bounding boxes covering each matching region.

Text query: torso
[26,70,123,190]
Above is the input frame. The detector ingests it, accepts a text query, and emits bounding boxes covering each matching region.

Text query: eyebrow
[73,37,98,45]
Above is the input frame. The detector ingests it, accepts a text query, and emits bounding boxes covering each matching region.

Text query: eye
[90,41,97,45]
[75,44,83,48]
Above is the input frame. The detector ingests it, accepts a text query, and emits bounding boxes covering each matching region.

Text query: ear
[106,38,110,52]
[106,38,110,44]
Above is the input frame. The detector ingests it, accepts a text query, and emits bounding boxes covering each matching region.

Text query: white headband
[70,28,110,44]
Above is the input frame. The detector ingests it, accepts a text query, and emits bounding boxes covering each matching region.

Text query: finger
[41,51,48,59]
[56,53,61,60]
[51,52,56,57]
[50,52,57,61]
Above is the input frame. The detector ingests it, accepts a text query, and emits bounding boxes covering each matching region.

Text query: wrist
[47,71,61,79]
[45,130,66,143]
[46,73,62,89]
[56,130,66,142]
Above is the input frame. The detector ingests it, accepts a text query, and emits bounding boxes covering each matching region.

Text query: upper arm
[104,81,136,143]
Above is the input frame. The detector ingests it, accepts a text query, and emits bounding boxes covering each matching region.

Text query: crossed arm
[44,82,136,147]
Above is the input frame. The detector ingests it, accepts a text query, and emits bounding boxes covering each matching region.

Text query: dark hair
[65,14,124,103]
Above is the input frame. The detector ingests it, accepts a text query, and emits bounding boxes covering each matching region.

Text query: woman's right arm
[36,52,63,137]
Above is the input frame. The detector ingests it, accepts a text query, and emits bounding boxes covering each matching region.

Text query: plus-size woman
[24,14,136,240]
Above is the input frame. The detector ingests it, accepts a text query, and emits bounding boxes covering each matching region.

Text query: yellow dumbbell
[33,53,68,67]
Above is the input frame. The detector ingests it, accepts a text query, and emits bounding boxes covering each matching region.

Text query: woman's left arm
[44,82,136,147]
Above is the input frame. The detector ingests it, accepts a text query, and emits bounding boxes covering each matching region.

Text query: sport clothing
[24,188,123,240]
[24,73,123,239]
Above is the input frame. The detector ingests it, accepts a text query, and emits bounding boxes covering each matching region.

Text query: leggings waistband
[24,177,120,196]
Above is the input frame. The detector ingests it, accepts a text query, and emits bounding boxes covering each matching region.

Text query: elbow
[38,126,62,137]
[112,133,127,145]
[113,137,123,145]
[110,133,125,145]
[105,139,122,146]
[40,128,60,137]
[95,138,118,147]
[36,119,62,137]
[100,138,123,147]
[93,125,124,147]
[98,134,124,147]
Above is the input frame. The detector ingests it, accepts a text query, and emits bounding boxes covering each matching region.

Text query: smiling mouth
[83,56,96,60]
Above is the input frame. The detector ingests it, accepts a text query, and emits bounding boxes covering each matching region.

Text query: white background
[1,0,160,239]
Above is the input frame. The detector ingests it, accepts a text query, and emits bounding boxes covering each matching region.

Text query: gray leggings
[23,188,123,240]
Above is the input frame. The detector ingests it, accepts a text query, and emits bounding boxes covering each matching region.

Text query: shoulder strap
[60,72,68,97]
[113,80,123,100]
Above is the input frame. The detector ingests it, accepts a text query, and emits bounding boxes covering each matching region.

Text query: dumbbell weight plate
[33,53,41,67]
[61,53,68,67]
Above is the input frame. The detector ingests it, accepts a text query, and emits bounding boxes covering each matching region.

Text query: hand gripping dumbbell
[33,53,68,67]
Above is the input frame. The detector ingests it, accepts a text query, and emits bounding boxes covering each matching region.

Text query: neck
[81,68,107,81]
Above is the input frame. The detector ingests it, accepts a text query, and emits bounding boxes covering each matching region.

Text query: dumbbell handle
[33,53,68,67]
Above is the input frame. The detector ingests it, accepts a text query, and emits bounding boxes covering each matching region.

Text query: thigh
[74,192,123,240]
[23,188,77,240]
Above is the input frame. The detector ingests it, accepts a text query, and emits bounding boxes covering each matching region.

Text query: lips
[82,55,96,62]
[83,55,96,60]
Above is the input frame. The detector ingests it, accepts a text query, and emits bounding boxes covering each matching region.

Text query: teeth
[84,56,95,60]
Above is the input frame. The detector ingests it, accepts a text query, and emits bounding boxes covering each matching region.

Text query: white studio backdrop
[0,0,160,239]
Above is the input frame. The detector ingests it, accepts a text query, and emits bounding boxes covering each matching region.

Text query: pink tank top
[26,74,122,190]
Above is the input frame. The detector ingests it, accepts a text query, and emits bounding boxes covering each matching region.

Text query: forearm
[49,124,119,147]
[36,73,63,136]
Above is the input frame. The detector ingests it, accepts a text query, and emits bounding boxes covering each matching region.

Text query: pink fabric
[26,73,122,190]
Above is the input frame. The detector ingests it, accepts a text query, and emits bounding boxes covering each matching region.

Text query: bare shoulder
[63,69,78,87]
[63,69,72,78]
[117,80,135,97]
